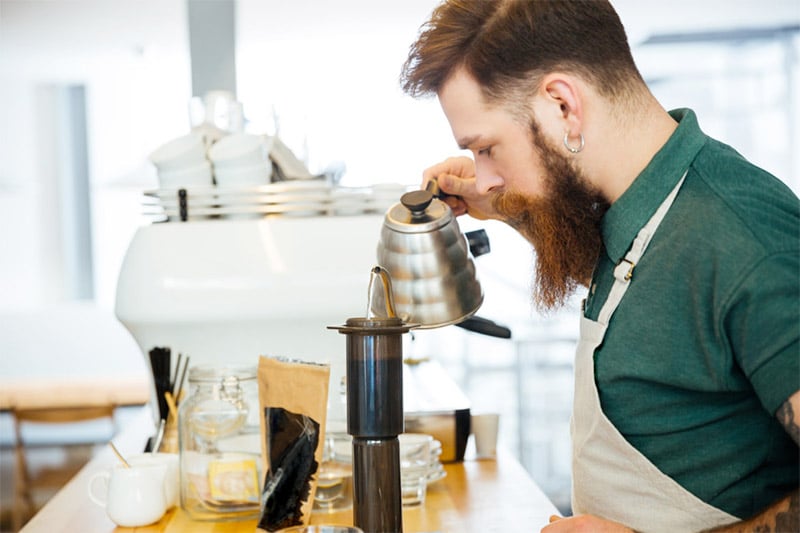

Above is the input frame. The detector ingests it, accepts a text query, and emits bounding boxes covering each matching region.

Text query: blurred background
[0,0,798,529]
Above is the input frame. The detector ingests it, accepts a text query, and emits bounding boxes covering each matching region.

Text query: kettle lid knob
[400,190,433,214]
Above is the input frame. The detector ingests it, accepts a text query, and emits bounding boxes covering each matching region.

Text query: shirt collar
[600,108,707,263]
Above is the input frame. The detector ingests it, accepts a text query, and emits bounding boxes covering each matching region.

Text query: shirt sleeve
[725,250,800,415]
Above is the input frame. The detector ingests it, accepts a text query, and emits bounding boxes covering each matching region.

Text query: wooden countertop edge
[0,376,150,411]
[20,407,559,533]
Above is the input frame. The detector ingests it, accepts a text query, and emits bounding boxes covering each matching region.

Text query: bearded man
[401,1,799,532]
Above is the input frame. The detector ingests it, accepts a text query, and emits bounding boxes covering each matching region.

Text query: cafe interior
[0,0,798,532]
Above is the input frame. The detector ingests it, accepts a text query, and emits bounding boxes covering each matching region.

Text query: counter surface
[21,408,558,533]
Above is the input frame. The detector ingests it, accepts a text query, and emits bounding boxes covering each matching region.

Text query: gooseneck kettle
[376,180,510,338]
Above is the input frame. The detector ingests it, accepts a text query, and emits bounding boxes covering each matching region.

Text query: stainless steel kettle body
[376,188,484,328]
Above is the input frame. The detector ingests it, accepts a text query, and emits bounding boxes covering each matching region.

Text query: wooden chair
[11,405,117,531]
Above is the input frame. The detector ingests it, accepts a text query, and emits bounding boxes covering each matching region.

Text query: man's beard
[493,122,609,312]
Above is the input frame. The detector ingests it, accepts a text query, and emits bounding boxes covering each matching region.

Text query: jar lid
[188,365,257,382]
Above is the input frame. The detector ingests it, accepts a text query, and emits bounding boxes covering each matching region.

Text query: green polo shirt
[584,108,799,518]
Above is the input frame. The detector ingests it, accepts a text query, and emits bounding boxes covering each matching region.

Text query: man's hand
[541,514,634,533]
[421,156,500,220]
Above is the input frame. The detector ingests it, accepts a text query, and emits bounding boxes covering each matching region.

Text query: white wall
[0,0,192,309]
[0,0,797,315]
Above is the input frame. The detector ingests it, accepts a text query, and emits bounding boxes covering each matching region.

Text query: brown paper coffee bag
[256,356,330,532]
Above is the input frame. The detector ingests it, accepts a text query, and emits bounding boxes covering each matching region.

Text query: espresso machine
[116,209,387,421]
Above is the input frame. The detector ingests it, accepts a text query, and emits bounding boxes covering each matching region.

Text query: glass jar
[179,365,262,521]
[312,430,353,513]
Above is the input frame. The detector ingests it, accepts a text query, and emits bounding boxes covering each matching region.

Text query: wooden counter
[0,376,149,412]
[21,408,558,533]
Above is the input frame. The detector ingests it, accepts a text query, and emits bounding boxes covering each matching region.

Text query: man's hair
[401,0,645,104]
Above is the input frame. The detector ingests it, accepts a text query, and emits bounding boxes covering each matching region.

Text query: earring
[563,131,585,154]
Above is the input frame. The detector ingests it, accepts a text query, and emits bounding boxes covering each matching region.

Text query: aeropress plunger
[328,266,416,533]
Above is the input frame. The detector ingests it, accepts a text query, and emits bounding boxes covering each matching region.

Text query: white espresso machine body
[115,214,384,423]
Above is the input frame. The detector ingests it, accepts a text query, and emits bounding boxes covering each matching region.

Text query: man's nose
[475,163,504,194]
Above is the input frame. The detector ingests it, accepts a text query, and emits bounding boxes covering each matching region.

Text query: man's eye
[477,146,493,157]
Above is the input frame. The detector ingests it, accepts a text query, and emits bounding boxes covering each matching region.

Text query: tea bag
[257,356,330,532]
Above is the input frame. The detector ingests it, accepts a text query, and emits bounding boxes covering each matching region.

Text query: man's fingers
[422,156,475,184]
[437,173,461,194]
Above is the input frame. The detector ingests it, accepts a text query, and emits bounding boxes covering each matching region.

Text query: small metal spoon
[109,441,130,468]
[151,418,166,453]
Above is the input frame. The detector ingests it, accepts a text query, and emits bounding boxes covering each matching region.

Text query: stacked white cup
[209,133,273,187]
[149,132,212,190]
[398,433,433,506]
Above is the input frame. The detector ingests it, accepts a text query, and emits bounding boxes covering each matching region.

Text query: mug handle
[87,471,110,507]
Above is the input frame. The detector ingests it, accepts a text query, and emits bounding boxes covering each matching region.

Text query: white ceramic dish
[426,466,447,485]
[215,163,272,187]
[209,133,270,169]
[149,132,207,171]
[158,161,213,189]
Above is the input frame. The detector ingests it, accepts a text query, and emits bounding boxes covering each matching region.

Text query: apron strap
[597,172,688,327]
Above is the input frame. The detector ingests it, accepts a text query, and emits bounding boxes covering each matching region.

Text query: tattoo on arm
[775,492,799,533]
[776,396,800,445]
[704,394,800,532]
[706,491,800,533]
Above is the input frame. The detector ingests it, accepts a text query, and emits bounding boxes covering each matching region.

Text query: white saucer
[426,466,447,484]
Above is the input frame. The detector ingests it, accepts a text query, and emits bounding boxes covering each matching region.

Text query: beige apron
[570,174,739,532]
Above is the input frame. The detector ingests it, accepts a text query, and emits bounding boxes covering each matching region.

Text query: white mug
[88,463,168,527]
[214,163,272,187]
[149,132,207,172]
[208,133,269,169]
[126,452,180,509]
[158,161,214,190]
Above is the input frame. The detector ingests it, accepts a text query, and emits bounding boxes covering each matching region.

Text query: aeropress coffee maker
[329,266,416,533]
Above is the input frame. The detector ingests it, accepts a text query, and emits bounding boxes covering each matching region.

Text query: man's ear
[539,73,583,135]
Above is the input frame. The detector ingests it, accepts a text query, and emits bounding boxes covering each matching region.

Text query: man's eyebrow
[457,134,483,150]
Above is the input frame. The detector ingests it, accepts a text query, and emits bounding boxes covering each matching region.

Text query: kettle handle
[402,177,453,214]
[465,229,491,258]
[425,178,445,198]
[456,316,512,339]
[424,176,457,201]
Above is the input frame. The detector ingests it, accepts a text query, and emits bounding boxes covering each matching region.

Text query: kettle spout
[367,265,399,319]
